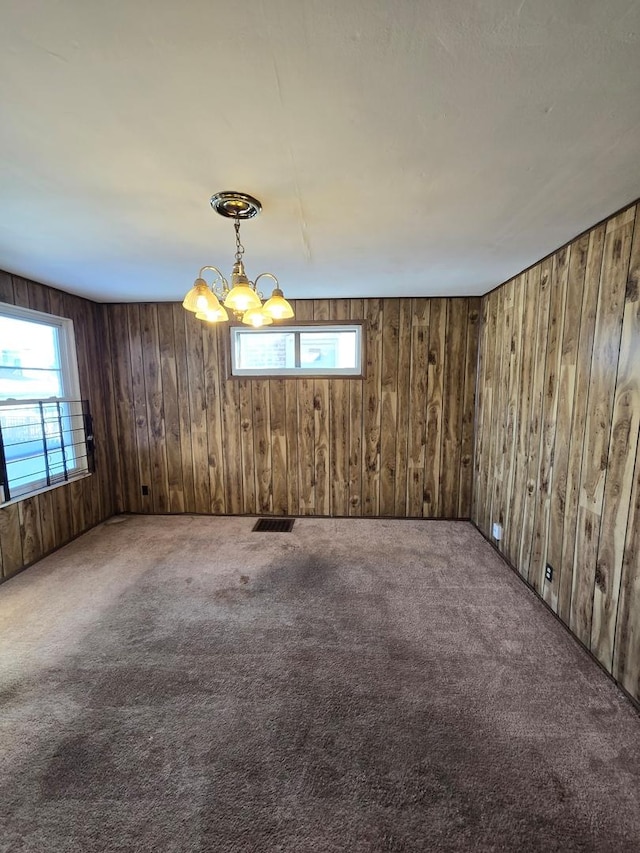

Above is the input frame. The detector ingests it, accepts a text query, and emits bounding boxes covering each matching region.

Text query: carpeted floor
[1,516,639,852]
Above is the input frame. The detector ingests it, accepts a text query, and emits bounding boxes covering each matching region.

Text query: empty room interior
[1,2,639,851]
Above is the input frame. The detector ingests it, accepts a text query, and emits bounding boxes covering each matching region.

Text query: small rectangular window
[230,324,363,377]
[0,302,92,503]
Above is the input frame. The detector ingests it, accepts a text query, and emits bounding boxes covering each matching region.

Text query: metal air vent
[252,518,295,532]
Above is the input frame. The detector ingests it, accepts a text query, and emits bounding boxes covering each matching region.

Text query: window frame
[0,301,89,503]
[229,321,365,378]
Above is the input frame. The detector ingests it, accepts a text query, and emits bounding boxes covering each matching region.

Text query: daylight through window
[0,303,93,502]
[230,325,363,377]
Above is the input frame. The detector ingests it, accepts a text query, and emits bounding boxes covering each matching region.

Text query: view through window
[0,304,90,502]
[230,325,363,377]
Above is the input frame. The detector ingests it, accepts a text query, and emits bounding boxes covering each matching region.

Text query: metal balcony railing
[0,398,94,503]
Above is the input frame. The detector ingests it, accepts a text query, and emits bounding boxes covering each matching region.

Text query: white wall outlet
[492,522,503,541]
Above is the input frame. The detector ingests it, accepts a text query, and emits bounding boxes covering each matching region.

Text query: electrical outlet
[492,522,503,541]
[141,485,149,496]
[545,564,553,582]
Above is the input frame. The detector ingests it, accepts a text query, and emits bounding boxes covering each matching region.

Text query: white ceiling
[0,0,639,303]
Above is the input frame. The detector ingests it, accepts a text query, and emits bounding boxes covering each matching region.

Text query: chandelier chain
[234,219,245,263]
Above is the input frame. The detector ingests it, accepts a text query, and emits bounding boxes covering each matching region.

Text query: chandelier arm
[198,265,228,283]
[254,272,279,291]
[198,265,230,298]
[254,272,281,302]
[254,272,280,302]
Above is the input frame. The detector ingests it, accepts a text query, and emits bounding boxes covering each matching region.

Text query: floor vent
[252,517,295,533]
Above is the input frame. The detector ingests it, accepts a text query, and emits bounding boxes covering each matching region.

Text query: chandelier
[182,191,294,327]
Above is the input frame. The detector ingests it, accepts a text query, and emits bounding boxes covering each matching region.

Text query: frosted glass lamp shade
[225,284,262,312]
[183,280,220,313]
[242,306,273,327]
[263,288,294,320]
[195,302,229,323]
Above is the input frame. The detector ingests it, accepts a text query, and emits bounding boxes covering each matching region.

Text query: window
[230,324,364,377]
[0,303,92,503]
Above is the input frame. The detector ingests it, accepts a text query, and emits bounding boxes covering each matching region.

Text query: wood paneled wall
[0,270,115,581]
[473,202,640,702]
[104,297,480,520]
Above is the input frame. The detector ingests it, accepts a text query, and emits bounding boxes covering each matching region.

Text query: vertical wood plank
[348,299,364,516]
[558,228,605,621]
[489,281,513,539]
[501,279,525,561]
[296,300,315,514]
[313,299,331,517]
[406,299,430,517]
[80,477,94,533]
[172,304,196,513]
[18,497,43,566]
[545,242,585,608]
[184,311,211,512]
[483,288,504,533]
[253,380,272,514]
[238,378,257,514]
[313,376,330,517]
[394,298,413,517]
[472,296,490,524]
[362,299,383,516]
[93,303,116,520]
[202,323,226,514]
[440,298,467,517]
[0,505,23,579]
[329,299,351,517]
[109,305,141,512]
[37,490,57,554]
[571,207,635,646]
[283,303,300,514]
[0,269,15,303]
[100,304,124,513]
[140,304,170,513]
[26,282,51,314]
[380,298,399,516]
[519,263,550,581]
[424,298,446,517]
[11,276,30,307]
[459,299,480,518]
[127,305,153,512]
[269,377,288,515]
[157,304,184,513]
[533,246,569,605]
[66,294,91,400]
[66,479,85,538]
[74,295,103,526]
[49,480,72,546]
[506,272,536,563]
[218,322,243,515]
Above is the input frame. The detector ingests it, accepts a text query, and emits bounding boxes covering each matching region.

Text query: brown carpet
[1,516,639,852]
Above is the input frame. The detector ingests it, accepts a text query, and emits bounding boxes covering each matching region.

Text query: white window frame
[230,323,364,377]
[0,301,87,503]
